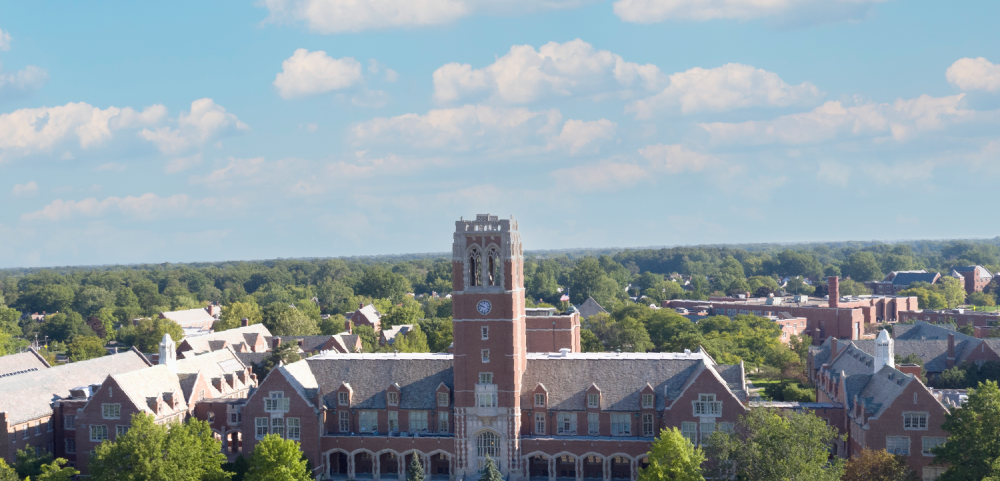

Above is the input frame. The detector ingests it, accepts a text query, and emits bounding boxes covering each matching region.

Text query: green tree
[319,314,346,335]
[354,324,378,352]
[784,277,815,295]
[39,312,92,343]
[580,329,603,352]
[73,285,115,317]
[260,342,302,377]
[356,266,412,300]
[113,287,142,323]
[93,307,118,340]
[216,299,263,331]
[969,291,996,307]
[117,317,184,352]
[842,448,918,481]
[418,318,453,352]
[406,452,425,481]
[638,427,705,481]
[479,456,503,481]
[932,380,1000,480]
[937,276,967,308]
[15,448,53,478]
[570,258,623,306]
[838,278,872,297]
[262,302,320,336]
[245,434,311,481]
[0,459,16,481]
[844,252,883,282]
[66,335,107,362]
[394,325,430,353]
[704,408,844,481]
[34,457,80,481]
[89,413,229,481]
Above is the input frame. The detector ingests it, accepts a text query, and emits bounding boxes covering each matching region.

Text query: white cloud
[817,161,851,186]
[0,29,10,51]
[165,154,203,174]
[638,143,718,173]
[551,119,616,155]
[274,49,364,99]
[12,181,37,195]
[0,65,48,99]
[191,157,266,184]
[260,0,589,34]
[0,102,166,156]
[612,0,886,23]
[946,57,1000,92]
[628,63,822,117]
[700,94,974,145]
[433,39,664,104]
[351,104,563,152]
[21,193,208,222]
[140,98,248,154]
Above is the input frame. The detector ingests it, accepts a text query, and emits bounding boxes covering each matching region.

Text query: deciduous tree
[216,299,263,331]
[245,434,311,481]
[842,448,918,481]
[66,335,106,362]
[932,380,1000,480]
[638,427,704,481]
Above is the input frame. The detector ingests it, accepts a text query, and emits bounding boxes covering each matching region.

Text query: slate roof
[893,321,973,342]
[382,325,413,344]
[180,323,271,354]
[172,348,249,399]
[857,365,929,419]
[520,354,707,411]
[160,307,217,326]
[0,350,151,425]
[576,297,608,319]
[110,364,188,417]
[891,272,939,286]
[0,350,50,378]
[237,352,269,368]
[306,354,454,410]
[276,335,335,352]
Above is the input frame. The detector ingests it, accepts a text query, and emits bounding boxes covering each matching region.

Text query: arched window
[477,431,500,458]
[469,248,482,287]
[488,248,499,286]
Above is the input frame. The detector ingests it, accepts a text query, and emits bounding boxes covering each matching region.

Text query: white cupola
[874,329,894,373]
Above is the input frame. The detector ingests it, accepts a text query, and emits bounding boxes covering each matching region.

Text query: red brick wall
[525,313,580,353]
[241,370,323,472]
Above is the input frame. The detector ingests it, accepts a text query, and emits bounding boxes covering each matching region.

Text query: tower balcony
[475,383,498,417]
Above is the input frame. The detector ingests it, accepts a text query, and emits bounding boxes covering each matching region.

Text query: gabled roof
[576,297,608,319]
[110,364,188,417]
[857,365,945,420]
[172,348,249,399]
[303,353,454,410]
[352,304,381,324]
[0,349,50,378]
[891,272,939,286]
[0,350,151,425]
[160,307,217,327]
[275,335,334,352]
[381,325,413,344]
[893,321,976,343]
[179,323,272,354]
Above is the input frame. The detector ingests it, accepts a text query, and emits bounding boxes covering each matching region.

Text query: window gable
[693,393,721,417]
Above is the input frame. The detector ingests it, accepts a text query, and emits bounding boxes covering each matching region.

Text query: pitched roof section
[110,364,188,417]
[178,323,271,355]
[520,354,708,411]
[0,350,151,424]
[891,272,939,286]
[893,321,973,342]
[171,348,250,399]
[304,353,454,410]
[576,297,608,319]
[0,349,50,378]
[382,325,413,345]
[160,307,217,328]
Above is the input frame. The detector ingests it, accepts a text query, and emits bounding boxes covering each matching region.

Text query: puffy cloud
[700,94,974,145]
[0,65,48,99]
[0,102,166,156]
[273,49,364,99]
[12,181,37,195]
[628,63,821,117]
[351,104,562,152]
[433,39,664,103]
[612,0,886,23]
[20,193,211,222]
[260,0,589,34]
[140,99,248,154]
[638,143,718,173]
[0,29,10,51]
[551,119,616,155]
[947,57,1000,92]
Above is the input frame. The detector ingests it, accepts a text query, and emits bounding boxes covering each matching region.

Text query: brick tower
[451,214,526,479]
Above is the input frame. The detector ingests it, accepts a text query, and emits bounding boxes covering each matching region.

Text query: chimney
[831,338,839,358]
[241,317,249,327]
[359,302,364,310]
[897,364,922,379]
[947,333,955,368]
[345,320,352,334]
[272,338,281,349]
[828,276,840,308]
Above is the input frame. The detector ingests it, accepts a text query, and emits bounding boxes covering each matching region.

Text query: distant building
[951,265,993,294]
[865,271,944,296]
[0,349,50,378]
[273,334,362,354]
[159,304,222,335]
[575,296,608,319]
[380,325,414,347]
[347,303,383,332]
[898,308,1000,331]
[176,323,272,357]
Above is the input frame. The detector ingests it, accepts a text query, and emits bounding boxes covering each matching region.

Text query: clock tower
[451,214,526,479]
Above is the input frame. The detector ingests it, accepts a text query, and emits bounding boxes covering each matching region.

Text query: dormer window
[642,394,654,409]
[535,393,546,407]
[387,392,399,406]
[588,394,600,408]
[338,392,349,406]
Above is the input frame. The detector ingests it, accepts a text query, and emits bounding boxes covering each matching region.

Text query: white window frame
[338,411,350,433]
[481,349,490,363]
[719,422,734,433]
[642,394,654,409]
[65,438,76,454]
[64,415,76,430]
[535,393,546,407]
[681,422,697,445]
[642,413,654,437]
[700,422,715,443]
[479,372,493,384]
[437,392,449,407]
[693,394,721,417]
[481,326,489,340]
[388,411,399,433]
[287,418,300,440]
[587,413,600,435]
[477,393,497,408]
[265,392,289,413]
[271,417,285,438]
[90,424,108,442]
[921,436,946,456]
[359,411,378,433]
[387,392,399,406]
[338,392,349,406]
[903,412,928,430]
[535,412,545,435]
[255,418,268,439]
[102,403,121,420]
[587,393,599,408]
[610,413,631,436]
[438,412,449,433]
[409,411,428,432]
[116,425,129,438]
[886,436,911,456]
[557,413,577,435]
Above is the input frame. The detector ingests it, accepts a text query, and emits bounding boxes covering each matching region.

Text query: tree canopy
[932,380,1000,480]
[245,434,311,481]
[638,427,705,481]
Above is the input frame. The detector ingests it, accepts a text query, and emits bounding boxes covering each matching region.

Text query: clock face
[477,300,492,315]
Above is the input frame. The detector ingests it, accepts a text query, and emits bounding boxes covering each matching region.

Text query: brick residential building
[866,271,946,296]
[241,214,750,481]
[899,308,1000,331]
[176,323,272,356]
[951,265,993,295]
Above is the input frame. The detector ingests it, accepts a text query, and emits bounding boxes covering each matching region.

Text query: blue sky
[1,0,999,268]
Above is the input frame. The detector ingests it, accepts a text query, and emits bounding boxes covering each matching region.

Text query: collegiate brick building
[241,215,749,481]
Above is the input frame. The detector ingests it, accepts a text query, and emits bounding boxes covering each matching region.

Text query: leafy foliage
[406,452,426,481]
[638,427,705,481]
[66,335,107,361]
[245,434,311,481]
[932,380,1000,480]
[842,448,918,481]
